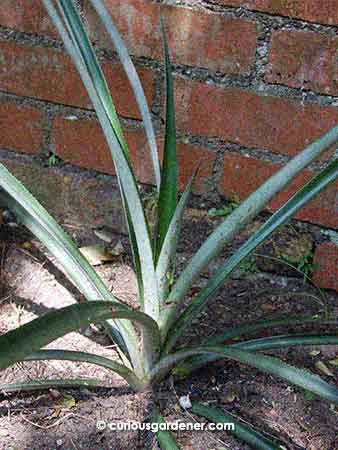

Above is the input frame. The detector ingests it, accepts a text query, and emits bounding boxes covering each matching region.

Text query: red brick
[53,116,117,175]
[219,153,338,228]
[0,101,44,154]
[0,0,55,36]
[0,41,155,119]
[174,78,338,159]
[151,138,216,194]
[215,1,338,26]
[266,30,338,96]
[52,116,215,194]
[179,144,216,194]
[313,242,338,291]
[85,0,258,74]
[293,181,337,228]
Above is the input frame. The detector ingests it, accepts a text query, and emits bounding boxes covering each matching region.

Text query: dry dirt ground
[0,221,337,450]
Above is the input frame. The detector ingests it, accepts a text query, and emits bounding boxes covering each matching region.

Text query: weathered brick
[85,0,258,74]
[266,30,338,95]
[52,116,215,194]
[313,242,338,291]
[178,143,216,194]
[215,0,338,26]
[53,116,113,175]
[131,136,216,194]
[174,78,338,159]
[294,181,337,228]
[0,41,155,119]
[0,0,55,36]
[149,138,217,194]
[0,101,44,154]
[219,153,338,228]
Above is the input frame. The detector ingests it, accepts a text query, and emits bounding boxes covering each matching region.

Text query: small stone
[179,395,192,409]
[49,389,61,399]
[261,303,275,312]
[222,391,236,404]
[65,115,78,121]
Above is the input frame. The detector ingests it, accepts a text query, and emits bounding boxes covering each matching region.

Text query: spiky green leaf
[164,128,338,319]
[163,158,338,350]
[44,0,160,321]
[88,0,161,190]
[0,168,140,368]
[157,172,197,302]
[151,406,182,450]
[156,18,178,260]
[151,346,338,403]
[0,302,160,372]
[191,402,283,450]
[174,332,338,377]
[0,378,104,393]
[25,350,144,391]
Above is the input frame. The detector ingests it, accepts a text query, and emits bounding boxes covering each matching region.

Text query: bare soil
[0,222,337,450]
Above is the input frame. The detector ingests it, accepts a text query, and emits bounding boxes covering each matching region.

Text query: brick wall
[0,0,337,291]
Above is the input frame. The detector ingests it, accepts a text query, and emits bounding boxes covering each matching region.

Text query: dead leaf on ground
[79,242,123,266]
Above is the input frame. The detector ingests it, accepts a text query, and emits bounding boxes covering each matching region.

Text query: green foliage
[191,402,283,450]
[280,249,317,280]
[208,193,240,219]
[238,254,259,275]
[0,1,337,449]
[47,153,61,167]
[47,152,61,167]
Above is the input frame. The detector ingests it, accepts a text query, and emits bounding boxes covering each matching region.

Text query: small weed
[238,254,259,275]
[47,153,61,167]
[303,389,316,401]
[281,250,318,281]
[208,193,239,219]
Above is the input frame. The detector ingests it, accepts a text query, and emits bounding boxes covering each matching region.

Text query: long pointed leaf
[0,167,111,303]
[207,315,335,345]
[0,378,104,393]
[88,0,161,191]
[164,126,338,315]
[174,333,338,377]
[0,302,115,370]
[191,402,283,450]
[58,0,128,156]
[235,334,338,351]
[156,171,196,303]
[25,350,144,391]
[0,301,160,372]
[0,166,140,369]
[59,0,144,302]
[151,406,182,450]
[37,0,145,374]
[163,158,338,350]
[57,0,150,312]
[156,18,178,261]
[150,346,338,403]
[45,0,160,321]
